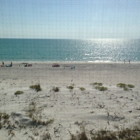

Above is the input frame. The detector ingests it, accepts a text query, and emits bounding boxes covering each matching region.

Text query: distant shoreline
[1,60,140,64]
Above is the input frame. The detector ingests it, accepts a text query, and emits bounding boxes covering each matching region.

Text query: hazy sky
[0,0,140,39]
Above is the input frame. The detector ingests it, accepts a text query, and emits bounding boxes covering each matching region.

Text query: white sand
[0,62,140,140]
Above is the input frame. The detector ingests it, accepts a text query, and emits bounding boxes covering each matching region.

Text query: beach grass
[70,127,140,140]
[91,82,107,91]
[93,82,103,86]
[30,84,42,92]
[28,102,36,118]
[79,87,85,91]
[45,119,54,125]
[67,85,74,90]
[127,84,135,88]
[27,100,54,127]
[0,112,10,129]
[70,131,88,140]
[14,91,24,96]
[117,83,126,88]
[52,87,60,92]
[95,86,108,91]
[117,83,135,91]
[2,113,9,120]
[134,138,140,140]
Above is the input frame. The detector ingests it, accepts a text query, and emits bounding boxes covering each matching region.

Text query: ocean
[0,39,140,62]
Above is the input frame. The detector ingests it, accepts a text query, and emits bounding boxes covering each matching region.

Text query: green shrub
[52,87,60,92]
[67,86,74,90]
[92,82,103,86]
[30,84,42,92]
[14,91,24,95]
[127,84,135,88]
[117,83,126,88]
[79,87,85,91]
[95,86,108,91]
[117,83,135,91]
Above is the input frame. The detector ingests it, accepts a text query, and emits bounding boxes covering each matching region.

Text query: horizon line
[0,37,140,40]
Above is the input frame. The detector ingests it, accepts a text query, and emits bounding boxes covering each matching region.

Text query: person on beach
[129,60,130,64]
[1,62,4,67]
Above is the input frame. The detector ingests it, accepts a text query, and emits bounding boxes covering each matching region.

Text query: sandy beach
[0,62,140,140]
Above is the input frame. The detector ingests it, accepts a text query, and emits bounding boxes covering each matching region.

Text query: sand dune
[0,62,140,139]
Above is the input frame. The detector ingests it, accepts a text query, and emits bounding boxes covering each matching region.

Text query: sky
[0,0,140,39]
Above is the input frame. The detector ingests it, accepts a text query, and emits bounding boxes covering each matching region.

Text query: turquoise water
[0,39,140,62]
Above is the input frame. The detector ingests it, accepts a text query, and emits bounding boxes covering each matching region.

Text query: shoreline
[1,62,140,85]
[1,60,140,64]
